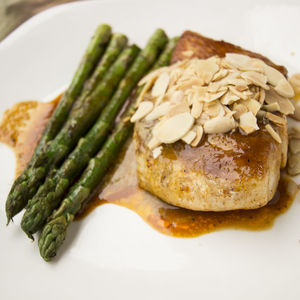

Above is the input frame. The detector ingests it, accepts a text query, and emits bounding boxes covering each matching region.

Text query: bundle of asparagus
[39,37,179,261]
[5,22,179,261]
[21,29,169,238]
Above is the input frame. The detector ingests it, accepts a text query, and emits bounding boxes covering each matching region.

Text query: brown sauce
[0,98,298,237]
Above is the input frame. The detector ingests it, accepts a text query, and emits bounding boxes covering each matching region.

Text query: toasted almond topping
[265,112,286,125]
[204,116,236,134]
[182,130,197,144]
[263,64,286,86]
[191,125,203,147]
[151,72,169,97]
[225,53,251,70]
[245,99,261,115]
[265,88,295,115]
[166,102,190,118]
[262,102,280,112]
[235,85,249,92]
[205,102,224,118]
[220,92,240,105]
[148,136,160,150]
[131,101,153,122]
[191,101,203,118]
[195,59,219,84]
[265,124,282,143]
[256,110,266,119]
[145,102,171,121]
[289,139,300,154]
[152,146,163,159]
[241,71,269,89]
[274,79,295,98]
[239,112,259,134]
[233,103,248,120]
[229,86,249,100]
[205,89,227,102]
[212,69,228,81]
[153,112,194,143]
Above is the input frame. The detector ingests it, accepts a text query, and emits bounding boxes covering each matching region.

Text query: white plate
[1,0,300,299]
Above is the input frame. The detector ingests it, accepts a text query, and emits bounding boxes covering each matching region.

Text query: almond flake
[220,92,240,105]
[265,112,286,126]
[195,59,219,84]
[204,116,236,134]
[212,69,228,81]
[131,101,153,122]
[259,89,266,103]
[166,103,190,118]
[181,130,197,144]
[145,102,171,121]
[233,103,248,120]
[191,125,203,147]
[245,99,261,115]
[225,53,252,70]
[153,112,194,143]
[229,86,249,100]
[265,124,282,143]
[152,146,163,159]
[241,71,269,90]
[262,102,280,112]
[152,72,170,97]
[205,89,227,102]
[274,79,295,98]
[191,101,203,118]
[235,85,249,92]
[263,64,286,87]
[148,136,160,150]
[239,112,259,134]
[265,88,295,115]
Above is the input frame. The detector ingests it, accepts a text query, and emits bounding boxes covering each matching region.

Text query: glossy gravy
[0,98,297,237]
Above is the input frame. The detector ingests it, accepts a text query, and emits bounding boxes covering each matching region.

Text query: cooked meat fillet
[134,31,289,211]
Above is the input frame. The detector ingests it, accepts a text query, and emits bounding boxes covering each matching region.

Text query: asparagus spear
[38,34,179,261]
[34,24,112,158]
[21,29,169,238]
[5,45,139,222]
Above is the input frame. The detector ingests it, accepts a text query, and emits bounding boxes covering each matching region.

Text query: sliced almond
[145,102,171,121]
[241,71,269,90]
[212,69,228,81]
[229,86,249,100]
[131,101,153,122]
[220,92,240,105]
[147,136,160,150]
[205,101,224,118]
[166,102,190,118]
[191,101,203,118]
[265,124,282,143]
[265,88,295,115]
[239,111,259,134]
[181,130,197,144]
[245,99,261,115]
[151,72,170,97]
[263,64,286,86]
[262,102,280,112]
[274,79,295,98]
[225,53,251,70]
[152,146,163,159]
[195,59,219,84]
[191,125,203,147]
[205,89,227,102]
[259,89,266,103]
[204,116,236,134]
[233,103,248,120]
[265,112,286,126]
[153,112,194,143]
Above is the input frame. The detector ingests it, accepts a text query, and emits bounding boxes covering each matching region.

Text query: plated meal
[1,23,300,262]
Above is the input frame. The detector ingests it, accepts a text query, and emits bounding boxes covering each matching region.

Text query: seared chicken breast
[134,31,289,211]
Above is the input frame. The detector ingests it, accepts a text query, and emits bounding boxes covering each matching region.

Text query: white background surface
[1,0,300,299]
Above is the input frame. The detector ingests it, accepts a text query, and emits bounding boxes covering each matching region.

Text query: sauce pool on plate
[0,97,297,237]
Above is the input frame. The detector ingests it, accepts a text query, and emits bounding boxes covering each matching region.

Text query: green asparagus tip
[39,215,72,261]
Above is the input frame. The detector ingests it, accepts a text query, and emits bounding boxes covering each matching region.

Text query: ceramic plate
[1,0,300,299]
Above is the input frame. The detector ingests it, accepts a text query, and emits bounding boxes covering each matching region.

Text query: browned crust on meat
[171,30,287,76]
